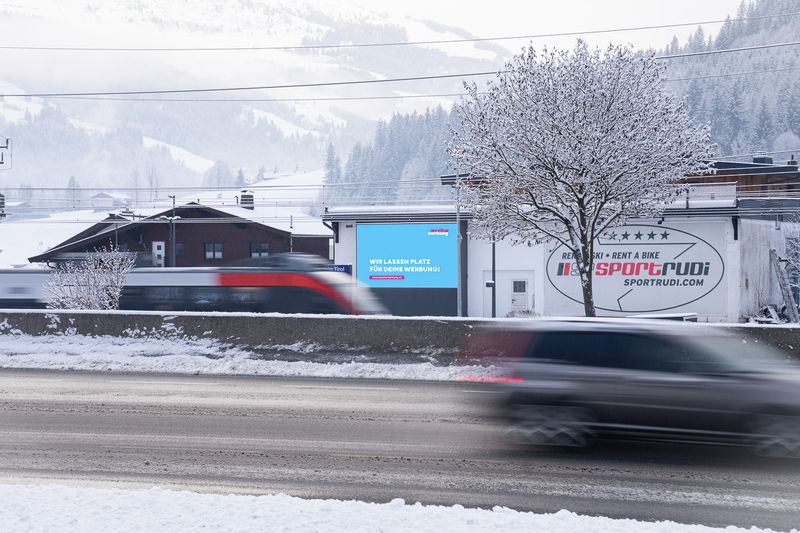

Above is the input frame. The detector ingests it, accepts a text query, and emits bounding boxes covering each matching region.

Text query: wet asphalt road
[0,369,798,530]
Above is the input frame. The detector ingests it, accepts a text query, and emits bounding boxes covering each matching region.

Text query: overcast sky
[372,0,745,51]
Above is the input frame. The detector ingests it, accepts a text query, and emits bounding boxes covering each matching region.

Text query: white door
[511,279,528,312]
[152,241,165,267]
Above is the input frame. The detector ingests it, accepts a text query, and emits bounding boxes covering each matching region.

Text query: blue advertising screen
[356,223,457,288]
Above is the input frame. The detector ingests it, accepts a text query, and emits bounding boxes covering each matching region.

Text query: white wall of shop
[328,214,800,322]
[332,221,357,269]
[465,236,544,318]
[540,218,737,322]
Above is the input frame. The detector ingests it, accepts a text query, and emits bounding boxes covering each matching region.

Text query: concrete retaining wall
[0,310,486,356]
[1,310,800,360]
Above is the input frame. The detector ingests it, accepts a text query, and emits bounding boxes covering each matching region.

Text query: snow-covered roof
[174,169,331,237]
[0,210,109,268]
[325,204,457,215]
[323,203,463,223]
[91,192,130,201]
[209,203,330,237]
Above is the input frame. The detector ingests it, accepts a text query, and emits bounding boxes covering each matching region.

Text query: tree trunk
[579,236,596,317]
[581,270,596,317]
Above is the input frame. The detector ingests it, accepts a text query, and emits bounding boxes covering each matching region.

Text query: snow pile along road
[0,333,500,381]
[0,484,790,533]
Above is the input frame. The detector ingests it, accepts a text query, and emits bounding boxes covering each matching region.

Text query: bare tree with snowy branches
[449,41,714,316]
[44,248,136,310]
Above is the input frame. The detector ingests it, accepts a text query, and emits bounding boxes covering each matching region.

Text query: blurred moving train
[0,254,386,315]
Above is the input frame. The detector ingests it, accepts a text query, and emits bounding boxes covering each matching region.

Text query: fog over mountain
[0,0,505,196]
[2,0,799,206]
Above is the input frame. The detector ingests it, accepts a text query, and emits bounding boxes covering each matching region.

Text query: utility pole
[455,174,462,317]
[168,195,176,267]
[491,237,496,318]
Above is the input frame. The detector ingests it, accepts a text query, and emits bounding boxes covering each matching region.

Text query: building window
[513,280,527,293]
[250,242,269,258]
[176,242,184,257]
[204,243,223,259]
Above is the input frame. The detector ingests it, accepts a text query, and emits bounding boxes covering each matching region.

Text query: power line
[1,11,797,52]
[0,71,499,98]
[4,39,800,99]
[666,64,800,82]
[45,92,469,103]
[33,63,800,103]
[655,40,800,59]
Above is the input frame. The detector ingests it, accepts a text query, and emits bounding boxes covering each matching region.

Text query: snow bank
[0,333,499,381]
[0,484,788,533]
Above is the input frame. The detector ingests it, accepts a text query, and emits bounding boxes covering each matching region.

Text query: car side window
[530,332,628,368]
[614,334,687,373]
[605,334,726,374]
[531,331,694,373]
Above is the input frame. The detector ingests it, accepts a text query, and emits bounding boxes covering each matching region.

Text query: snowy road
[0,369,798,531]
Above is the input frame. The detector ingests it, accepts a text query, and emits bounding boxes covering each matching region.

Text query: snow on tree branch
[448,41,715,316]
[44,249,136,311]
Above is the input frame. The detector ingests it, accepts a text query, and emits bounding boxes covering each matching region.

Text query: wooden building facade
[28,204,331,267]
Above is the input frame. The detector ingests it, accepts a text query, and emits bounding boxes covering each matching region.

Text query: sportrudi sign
[546,223,726,313]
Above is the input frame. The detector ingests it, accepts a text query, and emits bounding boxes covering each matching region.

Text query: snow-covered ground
[0,484,789,533]
[0,332,497,380]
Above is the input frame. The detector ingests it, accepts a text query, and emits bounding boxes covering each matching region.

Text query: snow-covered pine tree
[449,41,714,317]
[66,176,81,209]
[323,143,343,204]
[235,168,246,187]
[256,166,267,182]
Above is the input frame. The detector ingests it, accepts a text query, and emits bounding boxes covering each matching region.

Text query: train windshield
[314,271,388,315]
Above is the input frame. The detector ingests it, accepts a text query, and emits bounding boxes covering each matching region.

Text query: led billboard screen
[356,223,458,288]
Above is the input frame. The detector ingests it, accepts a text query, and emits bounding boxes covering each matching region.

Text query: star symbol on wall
[608,232,617,240]
[634,232,643,240]
[660,231,670,240]
[647,231,656,240]
[621,232,630,240]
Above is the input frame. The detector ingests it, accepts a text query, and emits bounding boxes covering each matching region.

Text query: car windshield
[684,334,800,373]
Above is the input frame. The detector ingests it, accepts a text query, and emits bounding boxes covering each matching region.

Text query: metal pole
[491,237,496,318]
[456,180,462,317]
[169,195,176,267]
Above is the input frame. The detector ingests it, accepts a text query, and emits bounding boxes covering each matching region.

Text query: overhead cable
[0,10,796,52]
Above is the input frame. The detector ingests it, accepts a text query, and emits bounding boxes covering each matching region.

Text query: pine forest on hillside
[327,0,800,206]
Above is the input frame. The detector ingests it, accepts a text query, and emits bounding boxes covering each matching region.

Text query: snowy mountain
[0,0,506,197]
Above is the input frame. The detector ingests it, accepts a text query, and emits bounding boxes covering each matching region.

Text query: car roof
[480,317,727,337]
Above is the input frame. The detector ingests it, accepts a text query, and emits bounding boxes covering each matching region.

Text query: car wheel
[506,404,594,447]
[747,414,800,458]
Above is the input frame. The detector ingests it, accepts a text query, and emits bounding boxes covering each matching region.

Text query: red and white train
[120,267,385,315]
[0,259,385,316]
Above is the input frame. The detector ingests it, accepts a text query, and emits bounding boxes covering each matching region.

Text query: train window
[146,287,185,302]
[189,287,226,306]
[204,243,223,259]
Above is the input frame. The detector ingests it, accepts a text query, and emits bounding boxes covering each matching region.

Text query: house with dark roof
[29,203,331,267]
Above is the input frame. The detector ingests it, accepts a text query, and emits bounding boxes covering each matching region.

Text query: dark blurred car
[470,319,800,457]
